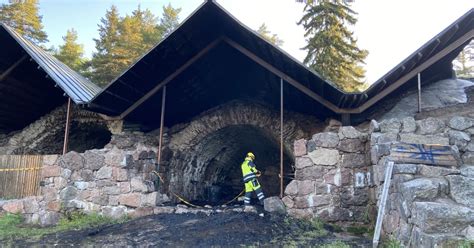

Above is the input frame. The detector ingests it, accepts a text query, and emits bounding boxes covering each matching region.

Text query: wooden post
[417,73,422,113]
[341,113,351,126]
[373,161,394,248]
[280,78,284,198]
[157,86,167,168]
[62,98,72,155]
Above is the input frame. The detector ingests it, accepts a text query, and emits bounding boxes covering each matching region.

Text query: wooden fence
[0,155,43,199]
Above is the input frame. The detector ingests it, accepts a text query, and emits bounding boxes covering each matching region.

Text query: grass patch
[346,225,371,235]
[0,212,128,241]
[382,235,401,248]
[319,241,350,248]
[276,217,329,246]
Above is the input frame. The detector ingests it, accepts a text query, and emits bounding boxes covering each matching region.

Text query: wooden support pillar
[62,98,72,155]
[341,113,351,126]
[417,73,422,113]
[157,86,167,168]
[280,78,284,199]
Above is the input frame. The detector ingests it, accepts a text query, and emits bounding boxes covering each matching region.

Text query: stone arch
[166,101,322,203]
[0,105,112,155]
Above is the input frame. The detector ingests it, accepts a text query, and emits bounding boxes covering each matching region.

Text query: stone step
[410,202,474,234]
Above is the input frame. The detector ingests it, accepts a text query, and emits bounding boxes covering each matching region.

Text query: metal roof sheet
[1,24,101,104]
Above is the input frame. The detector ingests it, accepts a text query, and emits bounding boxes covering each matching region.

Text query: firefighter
[241,152,265,207]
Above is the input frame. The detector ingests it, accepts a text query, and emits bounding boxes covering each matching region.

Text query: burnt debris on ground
[5,211,371,247]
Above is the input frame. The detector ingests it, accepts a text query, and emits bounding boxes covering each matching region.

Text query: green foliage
[90,5,124,86]
[454,41,473,78]
[319,241,350,248]
[55,29,88,74]
[90,4,181,86]
[0,0,48,44]
[382,235,401,248]
[346,225,370,235]
[159,3,181,37]
[0,211,127,241]
[277,217,329,246]
[257,23,284,47]
[298,0,368,92]
[457,240,474,248]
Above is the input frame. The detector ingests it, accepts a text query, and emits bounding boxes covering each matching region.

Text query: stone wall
[0,131,169,226]
[370,116,474,246]
[283,126,375,224]
[165,101,323,202]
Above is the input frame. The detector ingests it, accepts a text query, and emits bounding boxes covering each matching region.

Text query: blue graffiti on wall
[395,144,450,164]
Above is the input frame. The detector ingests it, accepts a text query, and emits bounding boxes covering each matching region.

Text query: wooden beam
[341,113,351,126]
[157,85,167,167]
[62,98,72,155]
[0,55,27,81]
[118,38,223,120]
[373,161,394,248]
[357,29,474,113]
[417,73,422,113]
[280,78,284,199]
[222,37,345,114]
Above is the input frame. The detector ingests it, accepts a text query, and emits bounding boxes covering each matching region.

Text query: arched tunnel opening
[173,124,293,205]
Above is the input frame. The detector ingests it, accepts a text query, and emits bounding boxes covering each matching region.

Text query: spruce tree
[159,3,181,37]
[132,6,162,50]
[90,5,124,86]
[454,41,473,78]
[55,29,87,73]
[116,15,144,67]
[298,0,368,92]
[0,0,48,44]
[257,23,284,47]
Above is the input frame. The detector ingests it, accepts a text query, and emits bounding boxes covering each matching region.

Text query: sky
[2,0,472,84]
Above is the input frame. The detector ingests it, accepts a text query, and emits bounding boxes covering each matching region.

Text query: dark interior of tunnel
[21,121,112,155]
[179,125,293,205]
[68,122,112,153]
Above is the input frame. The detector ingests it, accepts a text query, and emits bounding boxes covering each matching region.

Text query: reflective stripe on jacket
[241,158,257,183]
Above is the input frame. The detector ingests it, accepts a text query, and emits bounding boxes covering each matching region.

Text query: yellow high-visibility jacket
[241,158,258,183]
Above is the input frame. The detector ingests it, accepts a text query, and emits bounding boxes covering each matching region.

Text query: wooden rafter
[117,38,223,120]
[109,29,473,120]
[0,55,27,81]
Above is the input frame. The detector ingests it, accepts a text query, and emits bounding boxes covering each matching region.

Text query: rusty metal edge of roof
[1,23,102,104]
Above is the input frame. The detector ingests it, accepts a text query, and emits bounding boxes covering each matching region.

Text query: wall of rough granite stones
[0,132,170,226]
[370,116,473,247]
[284,115,473,246]
[284,126,375,224]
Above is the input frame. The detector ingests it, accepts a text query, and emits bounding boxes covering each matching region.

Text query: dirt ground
[4,210,371,247]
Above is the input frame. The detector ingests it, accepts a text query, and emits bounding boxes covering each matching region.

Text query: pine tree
[257,23,284,47]
[90,5,124,86]
[298,0,368,92]
[454,41,473,78]
[55,29,87,73]
[0,0,48,44]
[115,15,144,67]
[159,3,181,37]
[132,6,162,50]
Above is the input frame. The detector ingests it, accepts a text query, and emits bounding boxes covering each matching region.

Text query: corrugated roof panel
[1,24,101,104]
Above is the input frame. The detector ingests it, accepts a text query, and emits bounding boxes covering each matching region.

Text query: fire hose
[152,171,245,208]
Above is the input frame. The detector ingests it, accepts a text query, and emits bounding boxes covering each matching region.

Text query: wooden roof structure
[0,24,101,132]
[86,1,473,127]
